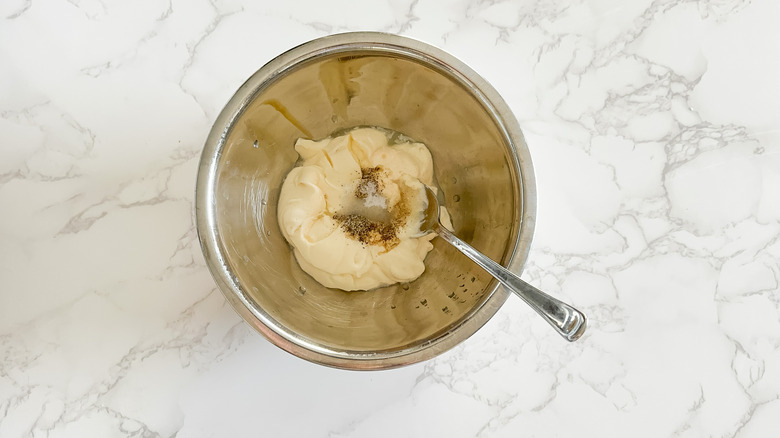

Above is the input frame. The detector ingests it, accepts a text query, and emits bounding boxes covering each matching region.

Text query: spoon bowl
[420,186,587,342]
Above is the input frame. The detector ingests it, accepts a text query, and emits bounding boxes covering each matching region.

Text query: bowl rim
[195,31,537,370]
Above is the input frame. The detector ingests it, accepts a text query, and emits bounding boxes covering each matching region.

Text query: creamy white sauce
[277,127,439,291]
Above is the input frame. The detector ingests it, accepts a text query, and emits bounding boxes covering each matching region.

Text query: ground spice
[333,213,400,249]
[355,166,385,200]
[332,166,416,251]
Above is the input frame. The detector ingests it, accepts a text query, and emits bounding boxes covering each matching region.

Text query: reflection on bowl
[195,32,536,370]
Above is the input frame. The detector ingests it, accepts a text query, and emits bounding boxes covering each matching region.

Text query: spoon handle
[435,225,587,342]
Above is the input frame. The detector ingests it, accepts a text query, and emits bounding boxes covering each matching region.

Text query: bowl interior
[206,40,527,366]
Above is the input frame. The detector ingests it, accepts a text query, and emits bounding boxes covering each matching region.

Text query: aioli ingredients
[277,127,437,291]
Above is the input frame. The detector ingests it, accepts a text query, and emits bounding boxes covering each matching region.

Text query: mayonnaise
[277,127,437,291]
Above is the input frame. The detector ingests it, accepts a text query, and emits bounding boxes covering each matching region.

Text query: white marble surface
[2,0,779,436]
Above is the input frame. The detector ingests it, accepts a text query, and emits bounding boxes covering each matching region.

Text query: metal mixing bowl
[196,32,536,370]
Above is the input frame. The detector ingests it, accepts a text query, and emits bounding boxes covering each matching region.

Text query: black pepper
[332,166,415,251]
[355,166,385,199]
[332,213,400,250]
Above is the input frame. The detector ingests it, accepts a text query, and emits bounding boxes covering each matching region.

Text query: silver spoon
[419,186,587,342]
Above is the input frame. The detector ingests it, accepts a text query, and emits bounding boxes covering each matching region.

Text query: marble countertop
[2,0,779,436]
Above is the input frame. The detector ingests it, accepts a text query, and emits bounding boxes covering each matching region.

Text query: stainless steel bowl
[196,32,536,370]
